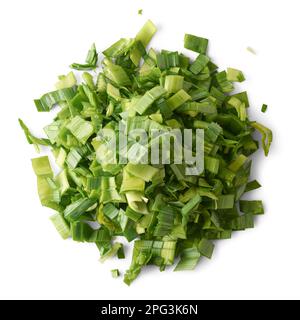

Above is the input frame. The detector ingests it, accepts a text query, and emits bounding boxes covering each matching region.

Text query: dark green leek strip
[240,200,264,215]
[231,214,254,230]
[261,104,268,113]
[245,180,261,192]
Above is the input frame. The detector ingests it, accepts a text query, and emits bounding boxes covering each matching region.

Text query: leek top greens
[19,20,272,285]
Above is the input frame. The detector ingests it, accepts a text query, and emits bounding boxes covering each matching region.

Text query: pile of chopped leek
[19,20,272,285]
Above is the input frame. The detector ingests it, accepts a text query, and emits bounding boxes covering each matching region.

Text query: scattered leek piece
[184,34,208,54]
[20,20,273,286]
[261,104,268,113]
[111,269,120,278]
[70,43,98,70]
[227,68,245,82]
[250,122,273,156]
[247,47,256,55]
[50,213,70,239]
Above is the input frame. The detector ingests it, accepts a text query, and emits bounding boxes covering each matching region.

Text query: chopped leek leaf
[251,122,273,156]
[125,163,159,182]
[135,20,156,48]
[164,75,184,93]
[240,200,264,215]
[31,156,53,177]
[111,269,120,278]
[167,89,191,111]
[21,20,272,286]
[19,119,51,150]
[261,104,268,113]
[175,248,201,271]
[34,87,77,112]
[50,213,70,239]
[184,34,208,54]
[64,198,97,222]
[70,43,98,70]
[66,116,94,144]
[189,54,210,74]
[227,68,245,82]
[135,86,166,114]
[55,72,77,90]
[245,180,261,193]
[198,238,214,259]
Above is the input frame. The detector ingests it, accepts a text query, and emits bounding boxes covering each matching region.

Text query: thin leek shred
[20,20,272,285]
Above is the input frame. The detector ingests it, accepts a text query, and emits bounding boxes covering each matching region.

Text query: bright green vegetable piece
[111,269,120,278]
[70,43,98,70]
[184,34,208,54]
[227,68,245,82]
[261,104,268,113]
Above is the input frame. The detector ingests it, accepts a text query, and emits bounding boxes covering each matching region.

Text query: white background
[0,0,298,300]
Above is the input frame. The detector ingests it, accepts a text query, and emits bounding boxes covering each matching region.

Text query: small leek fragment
[261,104,268,113]
[247,47,256,55]
[70,43,98,70]
[111,269,120,278]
